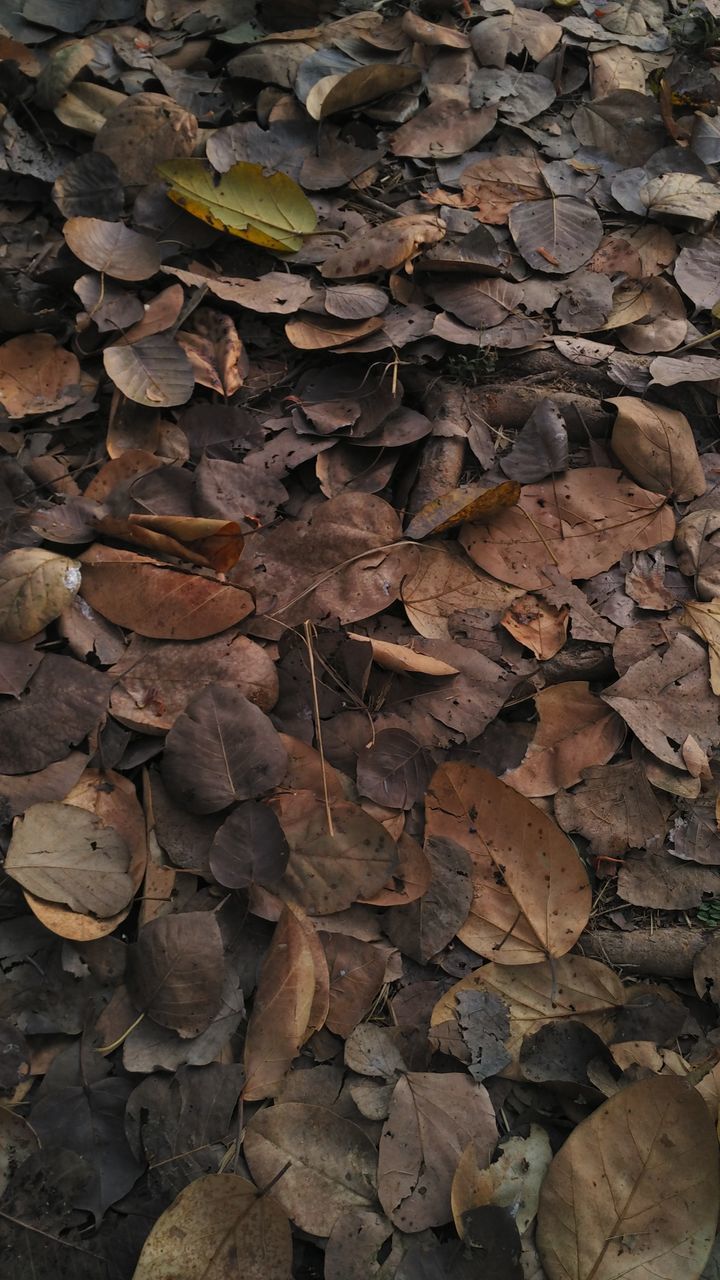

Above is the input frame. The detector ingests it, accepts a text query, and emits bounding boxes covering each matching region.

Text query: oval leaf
[64,217,163,280]
[210,800,289,889]
[127,912,225,1038]
[508,198,602,274]
[5,801,132,917]
[158,159,317,253]
[0,548,81,642]
[104,336,195,408]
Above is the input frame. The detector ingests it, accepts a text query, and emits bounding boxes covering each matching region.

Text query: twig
[304,619,334,837]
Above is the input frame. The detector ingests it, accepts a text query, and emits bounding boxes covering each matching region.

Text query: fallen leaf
[503,682,626,797]
[508,198,603,274]
[401,546,520,639]
[311,64,420,119]
[461,468,675,589]
[0,654,110,775]
[209,801,289,890]
[321,214,446,279]
[426,763,591,963]
[79,545,253,639]
[390,100,497,160]
[0,548,80,642]
[64,217,163,281]
[131,1172,292,1280]
[322,932,389,1038]
[683,599,720,693]
[383,834,473,963]
[618,850,720,909]
[162,685,288,814]
[675,510,720,600]
[271,790,399,914]
[243,906,318,1101]
[0,334,81,418]
[378,1072,497,1231]
[285,312,385,350]
[128,912,225,1037]
[347,633,458,677]
[555,760,667,856]
[94,90,197,187]
[244,1102,378,1236]
[356,729,434,810]
[452,1127,552,1241]
[471,3,561,64]
[5,801,132,916]
[104,336,195,408]
[499,400,569,484]
[500,594,569,660]
[608,397,706,500]
[159,159,317,253]
[405,480,521,540]
[537,1076,719,1280]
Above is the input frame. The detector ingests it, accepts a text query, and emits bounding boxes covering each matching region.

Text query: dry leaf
[555,760,667,856]
[379,1072,497,1231]
[131,1173,293,1280]
[461,468,675,590]
[0,548,81,642]
[159,159,317,253]
[503,682,626,797]
[609,397,706,500]
[499,400,569,484]
[401,546,520,639]
[5,801,132,916]
[500,594,569,660]
[321,215,446,279]
[452,1126,552,1241]
[64,217,163,280]
[684,599,720,693]
[537,1076,719,1280]
[383,834,473,963]
[128,912,225,1038]
[243,906,318,1101]
[0,334,81,418]
[209,801,289,890]
[405,480,521,540]
[426,763,591,964]
[356,729,434,810]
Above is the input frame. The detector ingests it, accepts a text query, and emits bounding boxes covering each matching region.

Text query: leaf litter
[3,1,720,1278]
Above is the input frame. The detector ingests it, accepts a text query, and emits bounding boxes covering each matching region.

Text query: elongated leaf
[243,906,318,1101]
[425,763,591,963]
[104,336,194,408]
[158,159,317,253]
[537,1076,719,1280]
[0,548,81,643]
[131,1173,293,1280]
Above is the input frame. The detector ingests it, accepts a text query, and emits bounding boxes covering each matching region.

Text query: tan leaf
[79,545,253,639]
[500,593,569,660]
[347,632,458,676]
[537,1076,720,1280]
[321,214,446,279]
[430,956,625,1074]
[244,1102,378,1236]
[461,468,675,589]
[405,480,521,540]
[131,1173,292,1280]
[5,801,132,917]
[93,91,197,188]
[503,682,626,797]
[683,599,720,694]
[456,153,546,223]
[64,217,163,281]
[0,334,81,418]
[555,760,667,857]
[378,1072,497,1231]
[401,545,520,639]
[243,906,319,1101]
[426,763,591,963]
[452,1126,552,1241]
[285,312,385,350]
[0,548,81,643]
[608,397,706,501]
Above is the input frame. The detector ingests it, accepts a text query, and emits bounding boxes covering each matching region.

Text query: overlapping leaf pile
[4,0,720,1276]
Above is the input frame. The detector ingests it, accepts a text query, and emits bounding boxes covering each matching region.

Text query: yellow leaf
[684,599,720,693]
[158,159,317,253]
[405,480,521,540]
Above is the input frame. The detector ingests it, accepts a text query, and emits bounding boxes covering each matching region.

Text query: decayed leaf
[405,480,521,540]
[79,545,253,639]
[555,760,667,856]
[452,1127,552,1241]
[162,685,288,814]
[602,633,720,770]
[159,159,317,253]
[131,1173,293,1280]
[243,906,318,1101]
[0,548,81,642]
[104,337,195,408]
[5,801,133,916]
[508,199,602,274]
[426,763,591,963]
[128,912,225,1037]
[378,1072,497,1231]
[347,633,458,677]
[609,397,706,500]
[271,790,399,914]
[461,468,675,589]
[500,594,569,660]
[321,214,446,279]
[0,334,81,418]
[684,599,720,693]
[244,1102,378,1237]
[503,682,626,797]
[641,173,720,223]
[383,834,473,963]
[64,217,163,280]
[537,1076,719,1280]
[401,545,520,639]
[431,956,625,1073]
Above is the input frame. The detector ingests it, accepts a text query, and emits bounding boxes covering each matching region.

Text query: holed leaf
[0,548,81,643]
[5,801,133,917]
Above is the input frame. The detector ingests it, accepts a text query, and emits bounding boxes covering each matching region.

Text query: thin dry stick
[519,505,560,565]
[304,619,334,837]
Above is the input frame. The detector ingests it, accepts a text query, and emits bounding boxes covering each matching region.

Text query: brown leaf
[378,1072,497,1231]
[618,850,720,909]
[271,790,399,914]
[461,468,675,589]
[162,265,315,314]
[93,91,197,188]
[426,763,591,964]
[0,653,110,775]
[244,1102,378,1236]
[127,912,225,1038]
[347,633,458,677]
[471,6,561,64]
[537,1077,719,1280]
[383,834,473,963]
[390,101,497,159]
[454,154,547,224]
[452,1127,552,1241]
[555,761,667,857]
[321,215,446,279]
[609,397,706,501]
[210,801,289,890]
[503,682,626,797]
[500,594,569,660]
[508,198,602,275]
[356,729,434,810]
[401,10,470,45]
[0,334,81,418]
[683,599,720,693]
[602,633,720,770]
[5,801,132,916]
[0,548,81,643]
[359,831,433,908]
[79,545,253,639]
[401,546,520,640]
[309,64,420,119]
[675,510,720,601]
[131,1173,292,1280]
[64,217,163,281]
[243,906,318,1101]
[285,312,385,350]
[499,400,569,484]
[162,685,288,814]
[405,480,521,541]
[103,336,195,408]
[109,632,276,734]
[177,309,248,396]
[321,933,389,1038]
